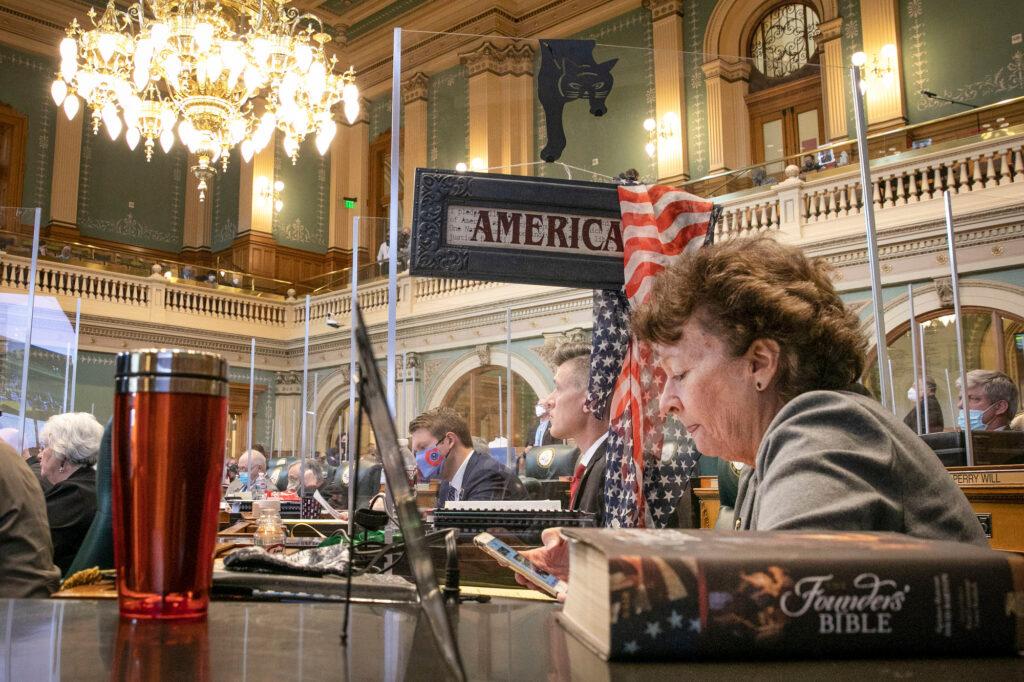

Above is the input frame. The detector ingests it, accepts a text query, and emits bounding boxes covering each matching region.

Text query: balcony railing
[2,124,1021,341]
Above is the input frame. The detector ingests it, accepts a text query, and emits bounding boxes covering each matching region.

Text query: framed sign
[410,169,625,289]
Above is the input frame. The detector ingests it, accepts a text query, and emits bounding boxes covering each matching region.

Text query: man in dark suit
[409,407,526,507]
[532,403,558,447]
[903,377,944,434]
[544,344,610,523]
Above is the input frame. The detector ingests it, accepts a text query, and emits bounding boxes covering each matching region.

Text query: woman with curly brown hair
[631,236,983,544]
[518,237,985,596]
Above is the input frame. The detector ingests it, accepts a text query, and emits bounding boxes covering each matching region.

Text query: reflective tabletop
[2,598,1022,681]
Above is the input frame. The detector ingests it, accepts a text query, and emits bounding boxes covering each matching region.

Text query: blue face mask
[415,443,446,480]
[238,471,250,487]
[957,405,993,431]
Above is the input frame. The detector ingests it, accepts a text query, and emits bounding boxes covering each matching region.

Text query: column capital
[402,72,431,104]
[701,58,751,82]
[460,41,535,77]
[646,0,684,21]
[817,16,844,42]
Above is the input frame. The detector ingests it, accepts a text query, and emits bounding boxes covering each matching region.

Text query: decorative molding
[475,344,491,366]
[646,0,684,22]
[701,57,751,83]
[532,327,592,368]
[459,42,535,78]
[933,276,953,306]
[817,16,843,42]
[402,72,431,104]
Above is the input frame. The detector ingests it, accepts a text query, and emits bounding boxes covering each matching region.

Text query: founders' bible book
[557,529,1024,661]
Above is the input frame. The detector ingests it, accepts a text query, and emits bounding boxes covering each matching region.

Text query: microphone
[920,90,938,98]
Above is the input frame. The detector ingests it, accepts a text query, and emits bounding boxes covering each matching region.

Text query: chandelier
[51,0,360,201]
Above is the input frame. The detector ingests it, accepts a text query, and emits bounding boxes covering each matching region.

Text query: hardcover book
[558,529,1024,661]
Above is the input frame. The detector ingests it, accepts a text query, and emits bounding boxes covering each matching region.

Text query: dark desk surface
[2,598,1022,681]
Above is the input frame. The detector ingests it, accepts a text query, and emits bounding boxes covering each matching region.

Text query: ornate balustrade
[714,126,1024,243]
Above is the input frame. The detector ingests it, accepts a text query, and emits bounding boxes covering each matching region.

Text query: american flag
[586,184,718,527]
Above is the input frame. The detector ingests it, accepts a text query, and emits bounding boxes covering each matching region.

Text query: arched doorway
[442,365,540,447]
[865,306,1024,427]
[746,3,825,173]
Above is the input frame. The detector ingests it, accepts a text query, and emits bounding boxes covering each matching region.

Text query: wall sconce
[642,111,680,158]
[256,176,284,212]
[851,43,897,93]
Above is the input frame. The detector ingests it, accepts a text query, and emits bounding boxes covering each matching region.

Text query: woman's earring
[755,382,762,391]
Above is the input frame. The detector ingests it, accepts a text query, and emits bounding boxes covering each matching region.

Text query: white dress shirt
[578,432,609,469]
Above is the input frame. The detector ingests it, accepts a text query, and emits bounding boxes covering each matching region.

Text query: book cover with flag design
[558,529,1024,661]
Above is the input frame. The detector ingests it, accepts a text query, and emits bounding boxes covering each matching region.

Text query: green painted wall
[534,8,656,183]
[77,121,187,251]
[369,97,392,140]
[428,65,469,169]
[271,136,329,254]
[0,44,56,220]
[901,0,1024,124]
[211,148,241,252]
[838,0,864,136]
[684,0,717,180]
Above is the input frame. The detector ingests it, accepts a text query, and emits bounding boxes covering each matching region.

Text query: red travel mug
[113,349,228,620]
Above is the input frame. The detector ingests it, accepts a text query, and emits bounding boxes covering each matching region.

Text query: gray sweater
[734,390,987,546]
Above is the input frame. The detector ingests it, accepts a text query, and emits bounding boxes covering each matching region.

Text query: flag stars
[689,618,702,632]
[623,640,640,654]
[668,611,684,629]
[645,621,662,639]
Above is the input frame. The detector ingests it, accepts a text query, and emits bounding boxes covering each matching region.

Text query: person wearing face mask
[532,401,557,447]
[902,377,944,434]
[409,407,527,507]
[956,370,1019,432]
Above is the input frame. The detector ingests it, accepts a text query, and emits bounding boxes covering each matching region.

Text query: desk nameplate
[949,468,1024,486]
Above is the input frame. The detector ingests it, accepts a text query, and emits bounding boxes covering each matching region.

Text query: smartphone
[474,532,568,598]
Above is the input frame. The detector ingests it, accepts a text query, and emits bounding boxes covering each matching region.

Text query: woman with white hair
[39,412,103,575]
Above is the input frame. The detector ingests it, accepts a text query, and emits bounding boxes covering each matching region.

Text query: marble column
[233,130,277,277]
[273,371,302,457]
[48,110,83,232]
[402,73,430,226]
[327,96,371,270]
[817,16,849,142]
[650,0,688,184]
[181,152,214,259]
[859,0,907,131]
[461,42,535,175]
[702,58,752,172]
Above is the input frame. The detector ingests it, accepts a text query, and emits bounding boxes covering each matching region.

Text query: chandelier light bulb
[645,141,656,158]
[880,43,897,59]
[240,138,255,162]
[160,107,177,131]
[63,94,80,120]
[98,33,117,63]
[295,44,313,73]
[164,55,182,84]
[851,51,867,67]
[342,82,358,103]
[643,117,657,132]
[283,135,298,159]
[51,79,68,106]
[59,36,76,61]
[470,157,486,171]
[315,123,335,155]
[344,98,359,125]
[133,65,150,91]
[76,72,95,99]
[194,23,215,52]
[159,127,174,153]
[105,112,123,141]
[149,22,170,49]
[274,199,283,212]
[274,180,284,192]
[60,57,78,81]
[126,126,141,150]
[455,162,468,173]
[206,53,223,83]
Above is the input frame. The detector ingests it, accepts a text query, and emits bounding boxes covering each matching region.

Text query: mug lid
[115,349,228,381]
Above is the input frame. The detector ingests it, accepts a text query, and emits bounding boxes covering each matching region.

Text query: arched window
[750,4,821,79]
[443,365,540,447]
[746,3,824,174]
[864,307,1024,428]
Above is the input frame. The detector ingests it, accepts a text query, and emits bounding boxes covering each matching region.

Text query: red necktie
[568,462,586,508]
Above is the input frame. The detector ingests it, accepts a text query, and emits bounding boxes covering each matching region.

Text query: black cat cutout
[538,39,618,163]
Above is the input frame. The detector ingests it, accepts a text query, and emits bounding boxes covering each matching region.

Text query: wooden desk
[694,475,720,529]
[950,464,1024,552]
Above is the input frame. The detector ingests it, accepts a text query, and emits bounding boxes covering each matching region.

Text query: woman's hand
[516,527,569,601]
